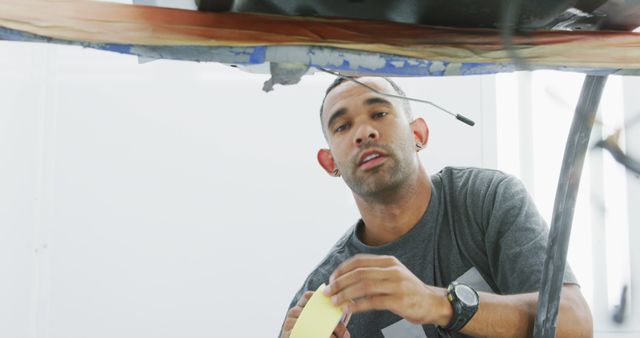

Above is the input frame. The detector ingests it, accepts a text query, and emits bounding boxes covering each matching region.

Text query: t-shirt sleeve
[482,173,578,294]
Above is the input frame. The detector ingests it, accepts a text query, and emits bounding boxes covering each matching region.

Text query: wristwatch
[438,281,479,335]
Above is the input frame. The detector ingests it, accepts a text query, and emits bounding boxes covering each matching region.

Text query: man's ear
[317,148,338,176]
[411,117,429,150]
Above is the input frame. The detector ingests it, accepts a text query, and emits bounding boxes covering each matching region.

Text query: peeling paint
[130,45,255,63]
[390,60,405,68]
[265,46,390,70]
[430,61,446,73]
[263,62,309,92]
[308,47,387,70]
[265,46,310,64]
[2,27,639,77]
[443,62,463,76]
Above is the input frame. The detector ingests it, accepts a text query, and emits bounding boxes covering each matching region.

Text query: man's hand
[280,291,351,338]
[322,254,593,338]
[323,254,452,326]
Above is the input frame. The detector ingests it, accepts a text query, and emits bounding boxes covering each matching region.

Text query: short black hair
[319,76,413,135]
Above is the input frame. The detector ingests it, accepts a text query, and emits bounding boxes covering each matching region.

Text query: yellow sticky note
[290,283,344,338]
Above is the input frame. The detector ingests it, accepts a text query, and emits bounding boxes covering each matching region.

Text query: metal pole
[533,74,608,338]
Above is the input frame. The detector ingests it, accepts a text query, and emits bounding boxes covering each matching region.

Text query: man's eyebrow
[325,97,393,130]
[364,97,393,107]
[326,107,347,130]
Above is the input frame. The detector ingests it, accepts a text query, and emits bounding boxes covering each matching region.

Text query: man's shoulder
[433,166,527,211]
[436,166,509,179]
[304,225,357,286]
[435,166,514,189]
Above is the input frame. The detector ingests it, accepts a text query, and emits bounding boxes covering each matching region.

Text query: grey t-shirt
[282,167,577,338]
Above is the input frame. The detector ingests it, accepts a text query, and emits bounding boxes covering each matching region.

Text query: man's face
[320,78,419,198]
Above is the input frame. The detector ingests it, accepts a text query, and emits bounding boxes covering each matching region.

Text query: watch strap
[440,282,479,334]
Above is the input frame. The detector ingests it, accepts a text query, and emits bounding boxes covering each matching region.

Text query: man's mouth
[358,150,388,170]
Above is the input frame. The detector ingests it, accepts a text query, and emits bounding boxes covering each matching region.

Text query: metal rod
[317,67,475,126]
[533,74,608,338]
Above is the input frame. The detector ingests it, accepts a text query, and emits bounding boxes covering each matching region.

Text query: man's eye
[335,123,350,133]
[373,112,388,119]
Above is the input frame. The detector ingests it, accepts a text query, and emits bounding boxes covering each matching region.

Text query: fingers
[281,291,315,336]
[326,255,400,300]
[348,294,396,314]
[325,264,402,299]
[289,291,314,319]
[331,277,398,307]
[299,291,313,305]
[323,255,414,320]
[332,321,350,338]
[341,310,352,326]
[282,308,302,334]
[281,316,296,337]
[329,254,399,283]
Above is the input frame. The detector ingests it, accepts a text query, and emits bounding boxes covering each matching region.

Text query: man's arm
[458,284,592,338]
[325,254,592,338]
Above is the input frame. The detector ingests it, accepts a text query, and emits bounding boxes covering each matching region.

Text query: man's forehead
[321,77,399,121]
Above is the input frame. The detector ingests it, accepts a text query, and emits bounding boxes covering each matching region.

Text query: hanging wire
[317,67,475,127]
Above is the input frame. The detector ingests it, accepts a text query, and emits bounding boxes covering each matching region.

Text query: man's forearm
[456,285,592,338]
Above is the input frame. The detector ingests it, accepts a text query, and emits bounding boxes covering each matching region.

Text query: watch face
[455,284,478,306]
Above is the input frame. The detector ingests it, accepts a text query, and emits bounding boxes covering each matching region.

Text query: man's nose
[354,124,379,146]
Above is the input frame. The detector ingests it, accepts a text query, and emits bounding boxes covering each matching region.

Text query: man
[279,76,592,338]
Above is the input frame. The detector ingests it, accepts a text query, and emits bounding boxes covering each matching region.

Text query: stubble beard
[340,143,416,203]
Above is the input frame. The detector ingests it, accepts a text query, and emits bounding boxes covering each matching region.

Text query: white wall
[0,41,494,338]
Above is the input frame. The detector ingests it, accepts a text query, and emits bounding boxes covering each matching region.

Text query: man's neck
[354,167,432,246]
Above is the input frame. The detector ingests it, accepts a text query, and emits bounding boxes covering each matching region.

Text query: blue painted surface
[0,26,635,76]
[248,46,267,64]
